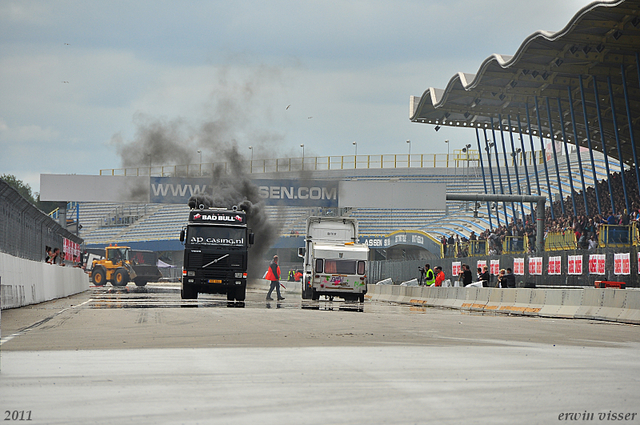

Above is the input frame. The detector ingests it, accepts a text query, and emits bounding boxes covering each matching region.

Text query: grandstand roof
[410,0,640,165]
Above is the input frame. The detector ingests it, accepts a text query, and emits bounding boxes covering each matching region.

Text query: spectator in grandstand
[441,236,447,256]
[504,267,516,288]
[620,209,630,225]
[588,234,598,250]
[434,266,445,287]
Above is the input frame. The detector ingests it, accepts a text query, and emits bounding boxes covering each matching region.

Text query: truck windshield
[187,226,245,247]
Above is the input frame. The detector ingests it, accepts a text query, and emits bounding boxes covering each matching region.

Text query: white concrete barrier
[366,284,640,324]
[0,252,89,310]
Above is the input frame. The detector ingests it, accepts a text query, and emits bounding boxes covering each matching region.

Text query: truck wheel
[134,278,148,287]
[235,286,246,302]
[181,283,197,300]
[92,268,106,286]
[226,287,236,301]
[358,293,365,303]
[113,268,129,286]
[311,288,319,301]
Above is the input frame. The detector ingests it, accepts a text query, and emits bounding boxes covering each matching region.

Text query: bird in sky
[286,104,290,110]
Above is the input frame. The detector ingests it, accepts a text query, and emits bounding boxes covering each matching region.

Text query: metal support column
[567,86,589,216]
[607,76,630,212]
[622,62,640,198]
[490,118,509,224]
[579,75,602,215]
[534,96,555,219]
[556,98,577,215]
[498,114,516,220]
[593,76,616,214]
[545,97,565,215]
[507,115,526,224]
[475,127,493,229]
[483,128,499,225]
[517,114,535,219]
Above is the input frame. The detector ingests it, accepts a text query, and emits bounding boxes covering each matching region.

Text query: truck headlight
[234,272,243,278]
[187,271,195,277]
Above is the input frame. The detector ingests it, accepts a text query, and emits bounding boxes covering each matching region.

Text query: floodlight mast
[445,193,546,253]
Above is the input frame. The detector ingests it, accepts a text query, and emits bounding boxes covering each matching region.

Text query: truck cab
[180,207,254,301]
[299,216,369,302]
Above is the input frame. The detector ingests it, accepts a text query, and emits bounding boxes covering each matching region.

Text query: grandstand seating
[76,150,620,248]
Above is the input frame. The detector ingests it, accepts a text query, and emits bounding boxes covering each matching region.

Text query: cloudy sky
[1,0,595,193]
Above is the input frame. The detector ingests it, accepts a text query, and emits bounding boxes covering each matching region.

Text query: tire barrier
[368,284,640,325]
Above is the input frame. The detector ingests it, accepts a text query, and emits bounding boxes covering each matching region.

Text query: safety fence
[365,285,640,324]
[369,246,639,288]
[0,180,83,263]
[100,149,545,177]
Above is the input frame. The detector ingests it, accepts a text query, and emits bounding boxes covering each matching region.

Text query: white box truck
[298,216,369,302]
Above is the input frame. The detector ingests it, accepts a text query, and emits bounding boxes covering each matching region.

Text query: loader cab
[106,246,130,263]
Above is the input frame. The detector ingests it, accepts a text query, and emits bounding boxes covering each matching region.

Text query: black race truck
[180,206,254,301]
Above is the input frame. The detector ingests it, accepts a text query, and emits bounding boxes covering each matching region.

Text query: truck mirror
[297,247,306,258]
[249,233,255,245]
[179,229,185,243]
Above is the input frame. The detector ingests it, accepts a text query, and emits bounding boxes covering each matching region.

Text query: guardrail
[599,224,632,247]
[100,149,545,176]
[545,231,577,251]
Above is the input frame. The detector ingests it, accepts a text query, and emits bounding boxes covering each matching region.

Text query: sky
[0,0,596,194]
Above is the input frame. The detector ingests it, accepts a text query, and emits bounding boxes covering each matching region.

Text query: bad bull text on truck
[179,206,254,301]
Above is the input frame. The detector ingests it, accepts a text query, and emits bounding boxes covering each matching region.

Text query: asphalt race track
[1,282,639,425]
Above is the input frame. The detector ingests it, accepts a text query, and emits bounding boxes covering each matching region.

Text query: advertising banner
[452,261,461,277]
[614,253,631,275]
[568,255,583,275]
[490,259,500,275]
[477,260,487,271]
[529,257,543,275]
[63,238,81,262]
[513,258,525,275]
[148,177,339,207]
[548,256,562,275]
[589,254,606,275]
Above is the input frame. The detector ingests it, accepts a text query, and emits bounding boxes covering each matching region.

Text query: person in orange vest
[265,255,285,301]
[434,266,445,287]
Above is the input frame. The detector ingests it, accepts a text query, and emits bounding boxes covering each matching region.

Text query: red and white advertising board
[614,253,630,275]
[567,255,583,275]
[452,261,461,277]
[548,256,562,275]
[513,258,525,275]
[588,254,606,275]
[529,257,543,275]
[490,260,500,276]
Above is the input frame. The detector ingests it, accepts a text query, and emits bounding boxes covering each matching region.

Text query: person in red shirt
[434,266,445,287]
[265,255,285,301]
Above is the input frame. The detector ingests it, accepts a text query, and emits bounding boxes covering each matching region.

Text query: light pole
[352,141,357,156]
[463,143,472,208]
[197,150,202,176]
[248,146,253,173]
[300,144,305,170]
[445,139,449,167]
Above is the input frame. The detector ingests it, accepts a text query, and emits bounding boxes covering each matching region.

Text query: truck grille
[187,252,244,270]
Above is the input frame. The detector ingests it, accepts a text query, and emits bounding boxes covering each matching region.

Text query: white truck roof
[306,216,358,243]
[313,242,369,259]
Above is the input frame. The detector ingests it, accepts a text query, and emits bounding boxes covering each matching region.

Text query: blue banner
[149,177,339,207]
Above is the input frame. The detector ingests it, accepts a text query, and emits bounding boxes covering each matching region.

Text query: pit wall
[0,252,90,310]
[366,284,640,324]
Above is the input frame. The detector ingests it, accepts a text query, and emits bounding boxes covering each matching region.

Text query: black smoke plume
[112,64,286,277]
